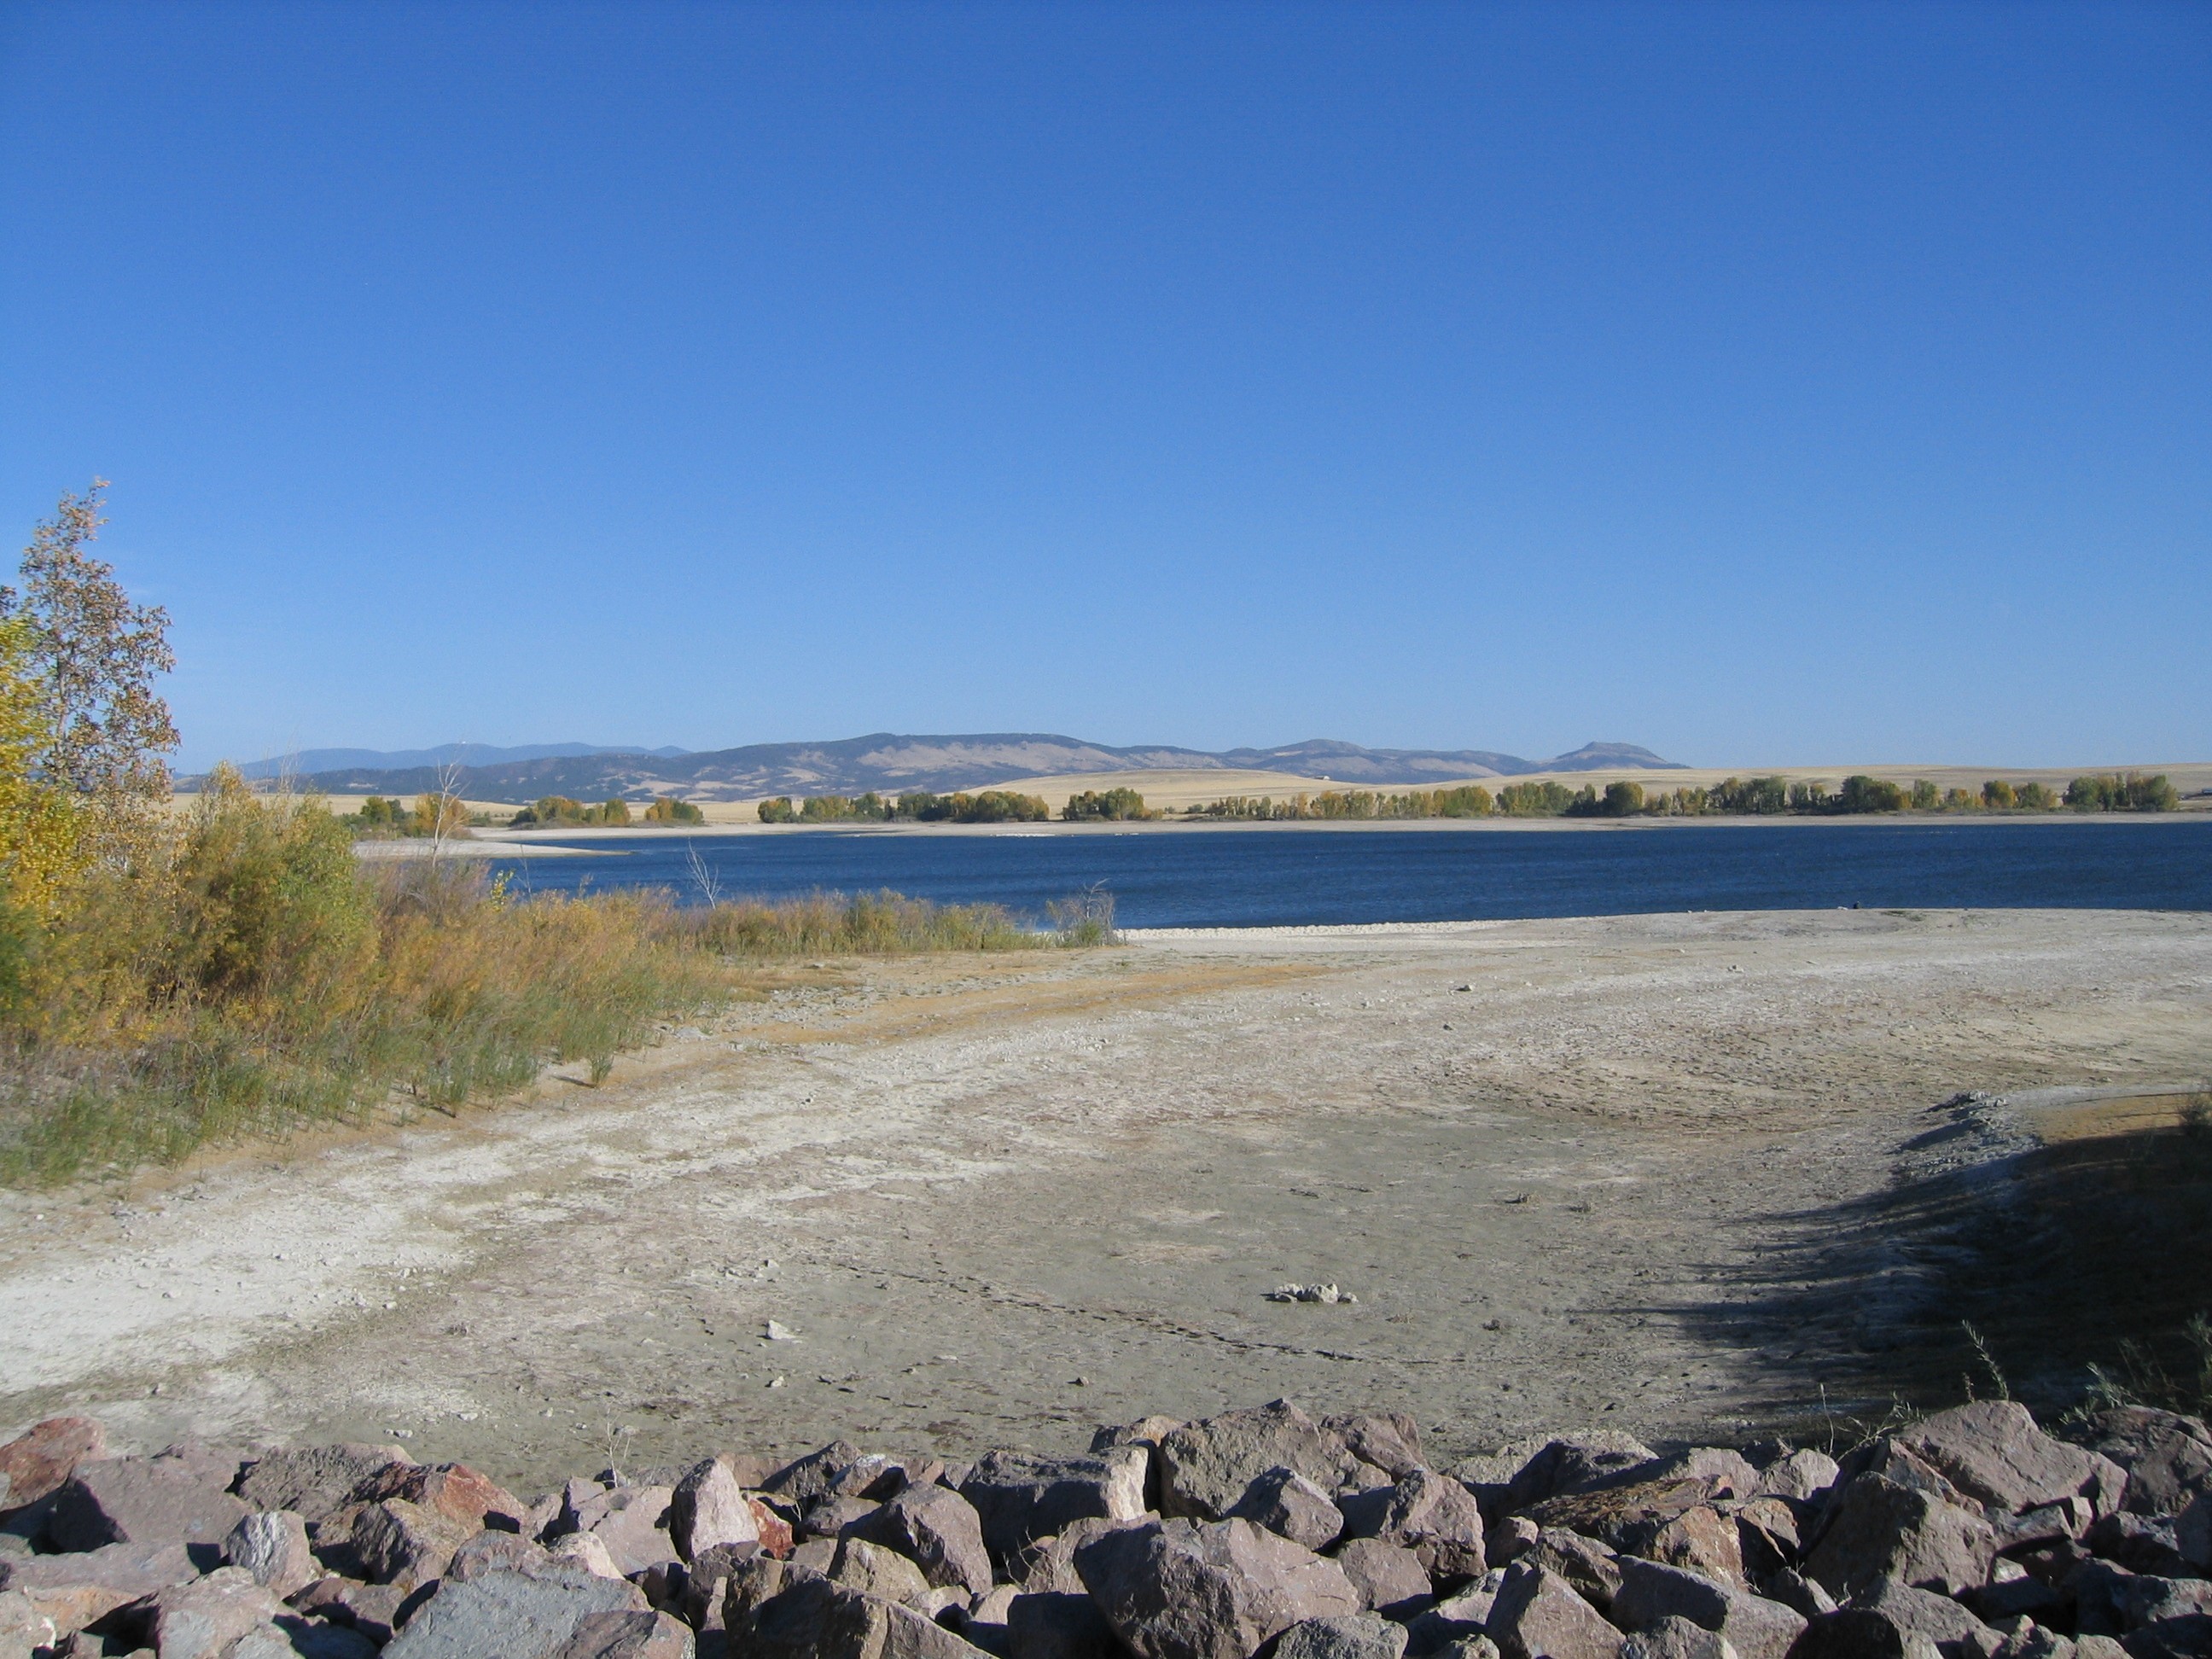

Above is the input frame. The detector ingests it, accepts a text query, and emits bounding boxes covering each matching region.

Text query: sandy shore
[3,907,2206,1487]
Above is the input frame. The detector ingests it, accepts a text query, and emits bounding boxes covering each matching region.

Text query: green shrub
[756,796,797,824]
[1983,779,2017,809]
[642,796,704,824]
[1710,776,1789,814]
[1911,779,1941,810]
[1838,775,1906,813]
[2068,772,2180,812]
[2013,782,2058,811]
[1063,788,1152,822]
[1498,780,1575,817]
[1944,787,1979,810]
[1787,780,1831,812]
[1601,780,1645,817]
[952,789,1051,823]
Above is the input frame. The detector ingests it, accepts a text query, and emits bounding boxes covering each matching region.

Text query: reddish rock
[0,1416,105,1511]
[357,1462,527,1534]
[46,1452,251,1551]
[1487,1563,1626,1659]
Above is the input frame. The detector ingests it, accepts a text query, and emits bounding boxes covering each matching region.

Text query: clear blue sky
[3,3,2205,771]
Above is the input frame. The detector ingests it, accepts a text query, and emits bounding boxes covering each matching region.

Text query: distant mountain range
[207,733,1683,802]
[236,742,690,780]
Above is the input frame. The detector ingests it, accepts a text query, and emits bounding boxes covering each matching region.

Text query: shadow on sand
[1680,1094,2212,1437]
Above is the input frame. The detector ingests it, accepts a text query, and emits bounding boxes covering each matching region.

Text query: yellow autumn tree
[0,614,83,913]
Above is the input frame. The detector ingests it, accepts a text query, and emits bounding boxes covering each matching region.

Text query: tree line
[757,789,1052,824]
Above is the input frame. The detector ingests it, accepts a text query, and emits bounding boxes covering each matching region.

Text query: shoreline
[386,808,2212,855]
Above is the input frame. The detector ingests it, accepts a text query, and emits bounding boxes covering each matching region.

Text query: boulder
[1005,1589,1125,1659]
[1490,1517,1544,1565]
[2180,1496,2211,1573]
[381,1558,650,1658]
[1524,1481,1720,1561]
[590,1485,678,1575]
[1610,1559,1804,1659]
[2064,1412,2212,1517]
[225,1508,317,1598]
[291,1575,424,1645]
[1321,1416,1429,1481]
[0,1417,106,1512]
[1802,1476,1999,1599]
[742,1573,989,1659]
[1785,1609,1948,1659]
[1634,1452,1761,1503]
[670,1458,759,1563]
[961,1448,1149,1566]
[1486,1563,1627,1659]
[2115,1579,2212,1631]
[853,1481,994,1597]
[1406,1581,1501,1651]
[551,1608,697,1658]
[751,1493,797,1559]
[1753,1452,1840,1508]
[0,1539,196,1639]
[1330,1537,1434,1619]
[1896,1406,2126,1518]
[349,1498,478,1590]
[1073,1516,1363,1659]
[830,1535,935,1609]
[1617,1615,1733,1659]
[1275,1611,1411,1659]
[1095,1417,1189,1453]
[236,1444,411,1528]
[45,1452,252,1551]
[152,1564,286,1659]
[550,1531,626,1579]
[1734,1499,1801,1582]
[806,1494,885,1539]
[1229,1469,1346,1552]
[1157,1403,1361,1521]
[2116,1615,2212,1659]
[762,1442,865,1509]
[354,1462,527,1534]
[1342,1470,1487,1582]
[2088,1513,2194,1578]
[1502,1438,1662,1512]
[1647,1506,1745,1589]
[230,1615,383,1659]
[449,1528,552,1580]
[1525,1531,1624,1614]
[1841,1580,1999,1659]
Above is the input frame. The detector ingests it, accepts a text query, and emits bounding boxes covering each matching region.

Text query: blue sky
[3,2,2205,771]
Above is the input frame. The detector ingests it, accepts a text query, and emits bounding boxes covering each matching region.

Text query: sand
[3,905,2206,1486]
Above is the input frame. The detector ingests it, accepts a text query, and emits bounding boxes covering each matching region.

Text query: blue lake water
[486,819,2212,929]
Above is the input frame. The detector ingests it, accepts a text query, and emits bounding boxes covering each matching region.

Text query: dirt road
[3,907,2206,1489]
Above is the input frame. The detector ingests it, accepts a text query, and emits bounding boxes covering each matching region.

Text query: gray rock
[1755,1569,1835,1621]
[1617,1615,1732,1659]
[670,1458,759,1563]
[806,1494,884,1540]
[0,1539,198,1641]
[2115,1615,2212,1659]
[1005,1590,1124,1659]
[1610,1559,1803,1659]
[1022,1516,1149,1595]
[1785,1609,1947,1659]
[589,1484,678,1576]
[227,1509,317,1598]
[1342,1470,1487,1583]
[1230,1468,1346,1552]
[1634,1452,1761,1503]
[550,1608,697,1657]
[2180,1495,2211,1573]
[1752,1452,1840,1507]
[1275,1611,1411,1659]
[349,1499,476,1590]
[1405,1582,1499,1653]
[1522,1480,1720,1561]
[153,1565,287,1659]
[1896,1405,2126,1518]
[229,1615,383,1659]
[1429,1641,1504,1659]
[1158,1402,1362,1522]
[742,1573,989,1659]
[2116,1578,2212,1632]
[450,1528,553,1581]
[1503,1438,1662,1512]
[1074,1516,1363,1659]
[1802,1476,1999,1599]
[1486,1563,1626,1659]
[1845,1578,2000,1657]
[290,1575,423,1645]
[1331,1537,1434,1619]
[853,1481,995,1597]
[2064,1411,2212,1517]
[830,1535,936,1609]
[1321,1416,1429,1481]
[961,1448,1149,1567]
[763,1442,866,1509]
[381,1558,649,1658]
[45,1452,253,1551]
[236,1444,412,1528]
[1526,1530,1623,1614]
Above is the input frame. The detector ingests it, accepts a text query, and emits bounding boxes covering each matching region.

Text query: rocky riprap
[3,1396,2209,1659]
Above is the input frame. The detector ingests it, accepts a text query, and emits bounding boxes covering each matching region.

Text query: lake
[486,818,2212,929]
